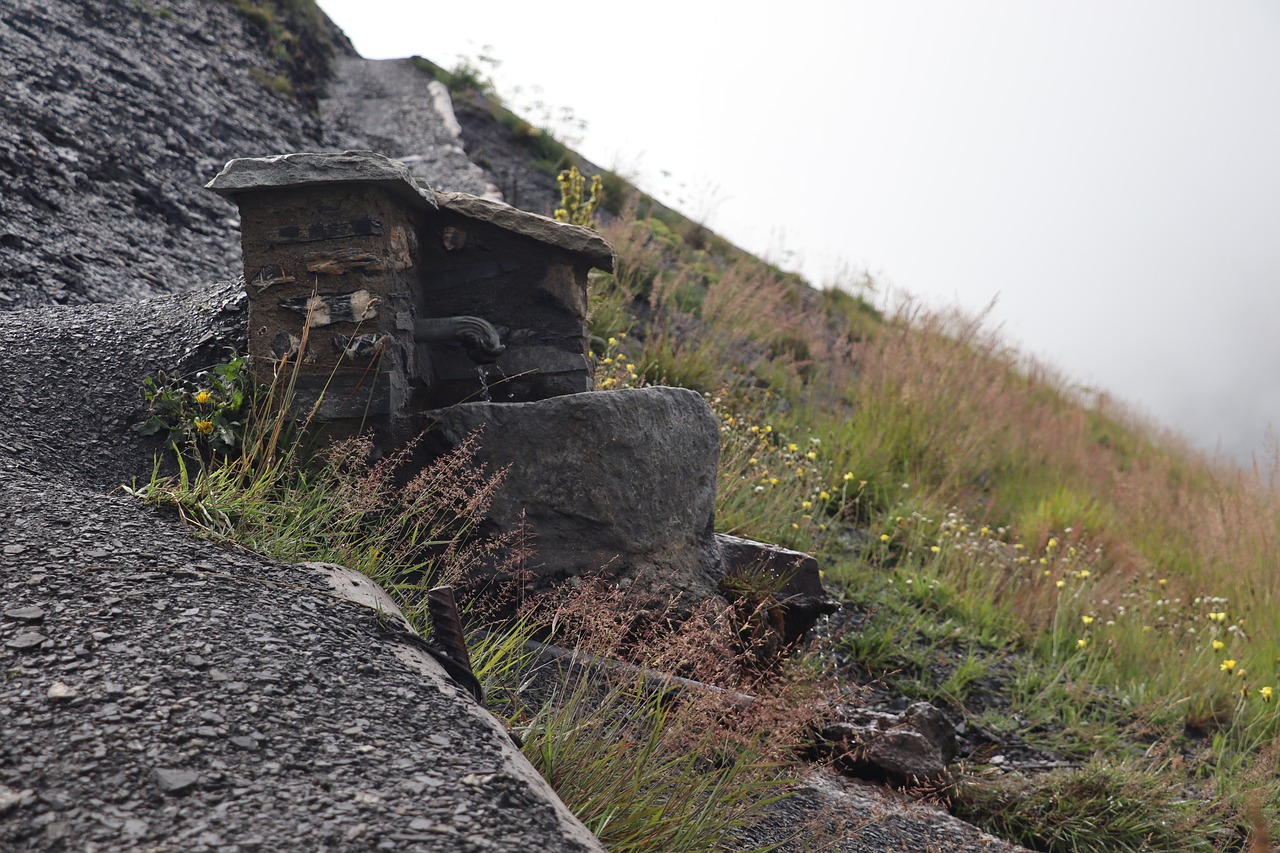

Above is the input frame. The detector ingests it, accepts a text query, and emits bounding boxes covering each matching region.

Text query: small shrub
[249,67,294,97]
[130,356,518,631]
[554,165,604,230]
[137,353,252,457]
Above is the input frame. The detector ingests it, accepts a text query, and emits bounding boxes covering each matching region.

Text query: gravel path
[0,286,602,852]
[321,56,503,200]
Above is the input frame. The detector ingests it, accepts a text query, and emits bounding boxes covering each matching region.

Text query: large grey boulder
[422,387,724,614]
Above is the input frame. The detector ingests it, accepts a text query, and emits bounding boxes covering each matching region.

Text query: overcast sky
[316,0,1280,467]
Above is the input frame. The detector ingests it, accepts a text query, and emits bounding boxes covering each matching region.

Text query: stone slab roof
[206,151,614,271]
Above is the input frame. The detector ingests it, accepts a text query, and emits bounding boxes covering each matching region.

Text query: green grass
[228,0,336,108]
[952,759,1226,852]
[510,670,786,852]
[581,200,1280,848]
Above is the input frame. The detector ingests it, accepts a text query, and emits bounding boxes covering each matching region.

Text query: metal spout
[414,315,506,363]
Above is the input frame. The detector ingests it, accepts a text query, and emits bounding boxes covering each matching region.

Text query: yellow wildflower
[1157,578,1168,586]
[880,534,891,543]
[806,451,818,461]
[801,501,813,510]
[607,337,618,347]
[1221,659,1237,674]
[1081,615,1094,626]
[1055,580,1066,588]
[1077,638,1088,649]
[930,545,940,554]
[194,419,214,435]
[1262,686,1274,702]
[843,472,854,481]
[1212,640,1225,651]
[788,443,799,452]
[819,491,831,501]
[194,390,213,405]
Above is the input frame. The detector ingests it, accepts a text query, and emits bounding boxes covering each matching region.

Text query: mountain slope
[0,0,345,309]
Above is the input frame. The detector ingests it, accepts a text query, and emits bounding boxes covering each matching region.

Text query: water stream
[475,365,492,402]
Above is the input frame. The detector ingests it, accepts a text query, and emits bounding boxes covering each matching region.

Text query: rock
[423,386,723,614]
[6,632,47,650]
[46,682,77,702]
[900,701,958,764]
[3,605,45,623]
[859,729,949,786]
[715,533,839,643]
[815,702,958,787]
[206,150,439,212]
[0,786,35,815]
[434,191,615,272]
[153,768,200,795]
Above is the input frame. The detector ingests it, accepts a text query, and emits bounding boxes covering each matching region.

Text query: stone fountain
[208,150,833,629]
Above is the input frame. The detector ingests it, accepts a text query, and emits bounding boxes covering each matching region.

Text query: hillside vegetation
[581,194,1280,848]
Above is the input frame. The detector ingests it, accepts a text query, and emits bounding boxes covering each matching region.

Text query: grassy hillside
[584,201,1280,848]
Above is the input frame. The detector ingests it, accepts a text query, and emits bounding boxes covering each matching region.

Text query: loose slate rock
[46,682,77,702]
[152,768,201,796]
[3,606,45,623]
[6,632,47,650]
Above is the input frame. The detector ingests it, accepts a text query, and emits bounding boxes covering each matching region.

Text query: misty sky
[316,0,1280,467]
